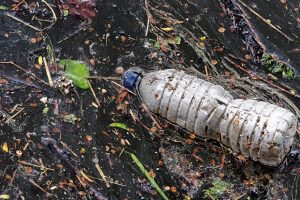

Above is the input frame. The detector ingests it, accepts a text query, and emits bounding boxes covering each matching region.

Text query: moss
[261,53,295,80]
[204,178,229,200]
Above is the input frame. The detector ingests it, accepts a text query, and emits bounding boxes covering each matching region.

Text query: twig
[87,175,126,186]
[4,12,42,32]
[60,141,78,158]
[88,76,136,96]
[238,0,293,41]
[9,169,17,185]
[29,179,52,196]
[12,0,25,11]
[5,108,24,124]
[39,158,47,176]
[204,65,209,80]
[9,104,22,114]
[0,61,49,85]
[42,0,57,30]
[95,162,110,188]
[43,57,54,87]
[18,160,55,171]
[224,56,300,98]
[58,25,85,43]
[141,103,162,129]
[88,81,101,106]
[144,0,153,37]
[88,76,121,81]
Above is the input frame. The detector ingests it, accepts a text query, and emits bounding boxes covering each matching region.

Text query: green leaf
[154,41,160,49]
[167,36,181,45]
[59,59,90,89]
[109,123,129,131]
[130,153,169,200]
[0,5,9,10]
[42,107,49,114]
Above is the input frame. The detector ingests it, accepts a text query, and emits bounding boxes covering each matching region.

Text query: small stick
[76,174,86,187]
[95,163,110,188]
[204,65,209,80]
[43,57,53,87]
[141,103,162,129]
[23,141,30,151]
[224,57,300,98]
[9,104,21,114]
[88,76,136,96]
[144,0,153,37]
[39,158,47,176]
[238,0,293,41]
[41,0,57,30]
[5,108,24,124]
[42,0,57,22]
[9,169,17,185]
[4,12,42,32]
[12,0,25,11]
[18,160,55,171]
[87,175,126,186]
[88,81,101,106]
[29,178,52,196]
[145,16,150,36]
[60,141,78,158]
[0,61,49,85]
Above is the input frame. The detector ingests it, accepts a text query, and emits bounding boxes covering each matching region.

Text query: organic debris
[62,0,96,20]
[261,53,295,80]
[58,59,90,89]
[0,0,299,199]
[203,178,230,200]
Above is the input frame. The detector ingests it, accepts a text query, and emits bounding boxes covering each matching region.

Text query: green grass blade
[109,122,129,131]
[130,153,169,200]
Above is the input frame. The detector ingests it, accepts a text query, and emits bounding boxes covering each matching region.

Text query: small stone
[40,97,48,104]
[31,38,37,44]
[115,66,124,75]
[101,89,107,94]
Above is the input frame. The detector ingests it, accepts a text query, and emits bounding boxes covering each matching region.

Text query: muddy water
[0,0,299,199]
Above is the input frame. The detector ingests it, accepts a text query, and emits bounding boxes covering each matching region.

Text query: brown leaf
[116,90,128,103]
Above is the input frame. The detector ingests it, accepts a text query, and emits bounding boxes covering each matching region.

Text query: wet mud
[0,0,299,199]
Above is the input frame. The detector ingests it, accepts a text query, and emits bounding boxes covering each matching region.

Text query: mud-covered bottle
[122,68,298,167]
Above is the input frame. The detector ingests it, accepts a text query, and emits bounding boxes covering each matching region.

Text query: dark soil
[0,0,299,199]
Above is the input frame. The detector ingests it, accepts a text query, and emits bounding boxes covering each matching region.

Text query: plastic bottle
[122,68,298,167]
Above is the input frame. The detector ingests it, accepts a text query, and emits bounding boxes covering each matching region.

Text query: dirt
[0,0,299,199]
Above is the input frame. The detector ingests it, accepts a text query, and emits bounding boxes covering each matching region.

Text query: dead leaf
[218,27,226,33]
[161,27,173,31]
[211,59,218,65]
[2,142,8,153]
[199,36,206,41]
[116,90,128,103]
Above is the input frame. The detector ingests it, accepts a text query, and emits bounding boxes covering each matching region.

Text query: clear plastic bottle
[123,68,298,166]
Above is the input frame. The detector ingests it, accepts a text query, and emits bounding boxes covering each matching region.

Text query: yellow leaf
[199,36,206,41]
[0,194,10,199]
[38,56,43,65]
[161,27,173,31]
[80,170,94,182]
[2,142,8,153]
